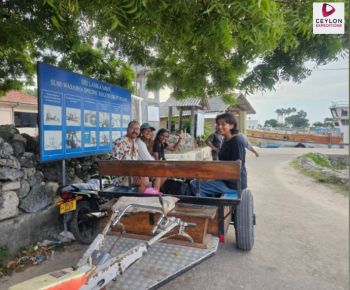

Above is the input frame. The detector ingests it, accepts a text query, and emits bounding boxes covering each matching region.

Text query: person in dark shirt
[192,113,247,197]
[152,129,185,160]
[205,131,223,160]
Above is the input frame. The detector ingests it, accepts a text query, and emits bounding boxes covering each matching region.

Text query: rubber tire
[234,189,254,251]
[69,200,98,244]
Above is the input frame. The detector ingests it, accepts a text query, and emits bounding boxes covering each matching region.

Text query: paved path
[161,148,349,290]
[2,148,348,290]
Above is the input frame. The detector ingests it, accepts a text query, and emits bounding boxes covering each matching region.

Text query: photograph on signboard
[111,113,121,128]
[111,131,121,143]
[43,105,62,125]
[99,131,110,145]
[99,112,110,128]
[121,115,130,128]
[84,110,97,127]
[66,107,81,126]
[44,130,62,150]
[83,131,97,147]
[66,130,82,149]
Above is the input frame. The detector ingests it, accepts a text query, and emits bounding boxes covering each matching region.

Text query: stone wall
[0,125,200,253]
[0,125,109,253]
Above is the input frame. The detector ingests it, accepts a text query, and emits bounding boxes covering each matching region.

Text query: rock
[0,125,19,142]
[45,182,59,195]
[17,180,30,199]
[71,176,83,184]
[19,152,35,168]
[29,171,44,187]
[0,191,19,220]
[19,182,53,213]
[0,156,21,169]
[21,133,39,154]
[0,167,23,181]
[41,163,61,182]
[2,181,20,191]
[22,167,36,179]
[0,141,14,158]
[10,140,26,157]
[12,134,27,144]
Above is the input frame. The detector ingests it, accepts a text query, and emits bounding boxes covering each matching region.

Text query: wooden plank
[111,211,209,243]
[98,160,241,180]
[207,206,232,236]
[170,203,217,219]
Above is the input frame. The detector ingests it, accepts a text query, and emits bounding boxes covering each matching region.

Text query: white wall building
[330,101,349,144]
[0,90,38,136]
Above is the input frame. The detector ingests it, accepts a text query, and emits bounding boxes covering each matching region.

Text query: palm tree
[280,108,287,124]
[275,109,282,123]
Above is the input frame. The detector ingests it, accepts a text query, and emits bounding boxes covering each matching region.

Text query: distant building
[330,101,349,144]
[133,66,161,129]
[247,118,259,129]
[0,90,38,136]
[159,94,256,136]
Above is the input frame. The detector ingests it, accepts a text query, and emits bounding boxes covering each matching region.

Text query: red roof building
[0,90,38,105]
[0,90,38,136]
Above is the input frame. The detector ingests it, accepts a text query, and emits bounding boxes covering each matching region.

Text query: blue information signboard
[38,62,131,162]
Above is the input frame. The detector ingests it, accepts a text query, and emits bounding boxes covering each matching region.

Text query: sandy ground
[1,147,348,290]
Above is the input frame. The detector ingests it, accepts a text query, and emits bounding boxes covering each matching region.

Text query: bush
[304,153,331,168]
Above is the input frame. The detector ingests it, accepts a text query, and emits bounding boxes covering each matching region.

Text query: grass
[304,153,331,168]
[291,156,349,197]
[303,152,348,170]
[0,246,10,276]
[332,159,348,170]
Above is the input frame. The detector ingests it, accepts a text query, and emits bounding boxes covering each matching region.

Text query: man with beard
[112,120,148,192]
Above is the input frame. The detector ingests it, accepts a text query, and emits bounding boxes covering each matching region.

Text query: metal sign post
[62,159,66,185]
[61,159,68,239]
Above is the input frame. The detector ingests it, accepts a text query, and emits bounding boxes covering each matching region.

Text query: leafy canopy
[264,119,281,128]
[285,110,310,128]
[0,0,348,98]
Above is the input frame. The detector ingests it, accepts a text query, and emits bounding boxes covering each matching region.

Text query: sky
[160,57,349,126]
[247,57,349,125]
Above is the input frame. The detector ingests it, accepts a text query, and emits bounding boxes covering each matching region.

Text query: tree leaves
[0,0,348,98]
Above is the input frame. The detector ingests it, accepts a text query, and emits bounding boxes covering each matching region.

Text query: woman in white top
[136,123,156,160]
[136,123,164,191]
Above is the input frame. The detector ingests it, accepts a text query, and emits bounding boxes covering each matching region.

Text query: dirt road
[2,148,348,290]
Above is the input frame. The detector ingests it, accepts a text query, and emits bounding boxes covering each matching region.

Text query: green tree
[312,121,324,127]
[285,110,309,128]
[275,109,283,123]
[0,0,348,98]
[264,119,280,128]
[0,0,136,95]
[312,118,334,128]
[323,117,334,128]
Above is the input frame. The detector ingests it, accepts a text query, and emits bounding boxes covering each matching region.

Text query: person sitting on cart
[136,122,165,191]
[152,128,185,160]
[192,113,247,197]
[112,120,148,193]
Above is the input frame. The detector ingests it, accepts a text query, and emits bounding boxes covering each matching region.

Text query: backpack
[161,179,194,196]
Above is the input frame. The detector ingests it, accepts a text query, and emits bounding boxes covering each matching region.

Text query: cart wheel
[69,200,98,244]
[234,189,254,251]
